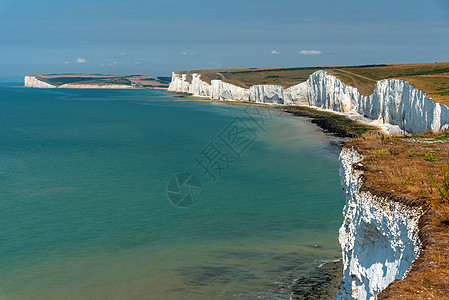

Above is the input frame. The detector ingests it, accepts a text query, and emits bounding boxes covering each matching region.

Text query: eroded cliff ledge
[338,147,422,299]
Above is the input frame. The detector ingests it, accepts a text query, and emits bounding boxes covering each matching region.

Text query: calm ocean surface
[0,83,345,299]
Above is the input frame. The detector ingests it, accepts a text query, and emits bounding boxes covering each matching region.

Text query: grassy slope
[177,62,449,105]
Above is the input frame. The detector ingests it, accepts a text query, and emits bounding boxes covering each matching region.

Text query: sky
[0,0,449,81]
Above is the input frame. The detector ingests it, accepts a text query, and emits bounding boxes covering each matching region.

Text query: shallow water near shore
[0,84,345,299]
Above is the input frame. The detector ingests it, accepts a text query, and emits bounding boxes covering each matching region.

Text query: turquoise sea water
[0,84,345,299]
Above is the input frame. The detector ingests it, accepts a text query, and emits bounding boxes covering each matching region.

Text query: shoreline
[169,91,379,138]
[291,260,343,299]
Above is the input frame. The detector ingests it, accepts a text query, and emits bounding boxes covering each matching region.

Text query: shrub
[428,161,449,202]
[424,152,436,161]
[390,174,414,185]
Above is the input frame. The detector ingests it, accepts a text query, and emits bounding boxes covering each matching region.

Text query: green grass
[428,161,449,202]
[390,174,415,185]
[425,152,437,161]
[38,76,100,85]
[37,76,132,86]
[406,67,449,76]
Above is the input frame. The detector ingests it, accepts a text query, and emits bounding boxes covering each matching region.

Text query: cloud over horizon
[299,50,321,55]
[271,50,280,55]
[76,58,87,64]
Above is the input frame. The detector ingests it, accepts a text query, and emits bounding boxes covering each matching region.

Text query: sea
[0,83,345,299]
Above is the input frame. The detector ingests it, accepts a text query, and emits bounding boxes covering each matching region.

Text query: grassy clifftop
[348,132,449,299]
[175,62,449,105]
[33,74,171,88]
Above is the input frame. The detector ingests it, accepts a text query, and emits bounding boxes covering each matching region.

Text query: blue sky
[0,0,448,81]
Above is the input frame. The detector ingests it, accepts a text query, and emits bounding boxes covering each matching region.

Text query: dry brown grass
[176,62,449,105]
[346,132,449,299]
[328,62,449,104]
[176,67,322,88]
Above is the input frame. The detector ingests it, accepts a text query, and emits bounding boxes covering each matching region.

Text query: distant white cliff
[337,148,422,299]
[168,71,449,134]
[24,75,135,89]
[24,75,56,88]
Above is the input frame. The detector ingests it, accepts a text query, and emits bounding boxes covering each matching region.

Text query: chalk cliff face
[360,80,449,134]
[168,71,449,134]
[249,85,284,104]
[211,79,249,101]
[24,76,56,88]
[337,148,422,300]
[288,70,364,113]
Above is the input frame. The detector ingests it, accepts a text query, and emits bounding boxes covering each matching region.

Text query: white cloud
[107,61,122,66]
[135,61,141,65]
[299,50,321,55]
[64,61,70,65]
[76,58,87,64]
[181,51,200,56]
[271,50,281,55]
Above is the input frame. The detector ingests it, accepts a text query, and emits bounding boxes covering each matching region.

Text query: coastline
[0,85,348,299]
[16,68,448,297]
[167,87,449,298]
[170,92,378,138]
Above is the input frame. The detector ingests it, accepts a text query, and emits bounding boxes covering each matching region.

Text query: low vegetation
[346,132,449,299]
[283,106,378,138]
[428,161,449,202]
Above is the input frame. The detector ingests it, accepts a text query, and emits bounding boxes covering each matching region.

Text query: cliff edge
[168,66,449,299]
[338,147,422,299]
[168,70,449,135]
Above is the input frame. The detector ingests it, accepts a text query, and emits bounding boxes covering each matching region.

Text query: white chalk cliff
[24,76,134,89]
[168,71,449,134]
[337,148,422,299]
[24,75,56,88]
